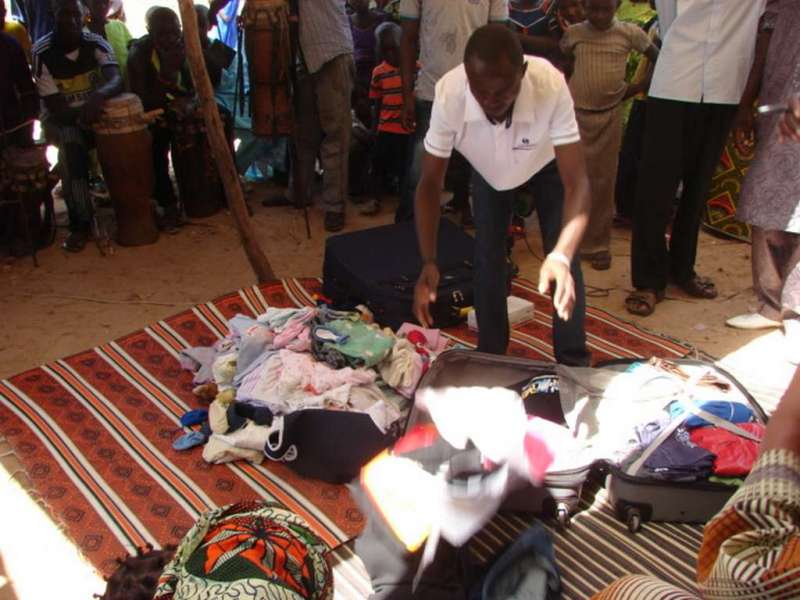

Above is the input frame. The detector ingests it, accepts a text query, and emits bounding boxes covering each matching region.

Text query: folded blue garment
[669,400,753,428]
[180,409,209,428]
[172,430,208,451]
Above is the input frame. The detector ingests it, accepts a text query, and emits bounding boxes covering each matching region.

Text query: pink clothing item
[278,349,376,394]
[273,321,310,349]
[284,327,311,353]
[526,417,594,473]
[397,323,449,353]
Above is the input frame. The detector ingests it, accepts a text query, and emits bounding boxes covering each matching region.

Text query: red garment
[369,61,418,134]
[689,423,765,477]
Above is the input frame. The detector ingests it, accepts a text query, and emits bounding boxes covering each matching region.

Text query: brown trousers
[752,226,800,320]
[576,105,624,255]
[292,53,354,214]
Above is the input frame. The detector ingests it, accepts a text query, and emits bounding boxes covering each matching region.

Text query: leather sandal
[677,275,718,299]
[590,251,611,271]
[625,289,665,317]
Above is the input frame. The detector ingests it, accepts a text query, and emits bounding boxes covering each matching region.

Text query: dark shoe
[62,230,89,253]
[161,205,181,234]
[582,250,611,271]
[676,275,718,299]
[324,211,345,232]
[625,289,665,317]
[262,194,291,207]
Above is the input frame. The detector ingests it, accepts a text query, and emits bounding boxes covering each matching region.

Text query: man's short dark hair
[147,6,180,31]
[464,24,524,69]
[51,0,81,14]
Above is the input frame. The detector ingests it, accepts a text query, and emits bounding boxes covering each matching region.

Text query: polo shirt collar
[463,59,536,126]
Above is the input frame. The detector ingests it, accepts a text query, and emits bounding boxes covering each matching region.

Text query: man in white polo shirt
[413,25,591,364]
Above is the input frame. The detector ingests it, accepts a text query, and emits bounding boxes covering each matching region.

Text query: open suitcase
[598,358,768,533]
[409,350,767,532]
[408,349,597,528]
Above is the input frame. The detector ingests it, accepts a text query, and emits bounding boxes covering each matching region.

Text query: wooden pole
[176,0,276,282]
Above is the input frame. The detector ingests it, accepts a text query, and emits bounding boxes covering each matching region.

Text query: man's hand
[733,107,755,156]
[79,92,107,126]
[414,262,440,328]
[779,95,800,143]
[538,256,575,321]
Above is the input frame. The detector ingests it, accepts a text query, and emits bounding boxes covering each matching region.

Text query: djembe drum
[93,93,160,246]
[168,100,225,218]
[0,145,53,261]
[243,0,293,137]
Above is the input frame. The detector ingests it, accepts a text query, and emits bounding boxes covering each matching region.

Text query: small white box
[467,296,535,331]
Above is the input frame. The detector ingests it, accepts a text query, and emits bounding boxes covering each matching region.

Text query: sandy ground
[0,185,764,379]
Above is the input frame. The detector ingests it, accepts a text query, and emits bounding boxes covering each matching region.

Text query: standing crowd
[1,0,799,357]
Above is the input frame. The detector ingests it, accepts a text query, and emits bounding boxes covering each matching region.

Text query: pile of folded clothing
[173,305,449,481]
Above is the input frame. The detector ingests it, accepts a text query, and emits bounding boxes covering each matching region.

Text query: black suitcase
[408,349,595,528]
[599,358,768,533]
[322,220,504,330]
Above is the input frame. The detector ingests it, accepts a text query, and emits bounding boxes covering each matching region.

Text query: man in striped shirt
[33,0,122,252]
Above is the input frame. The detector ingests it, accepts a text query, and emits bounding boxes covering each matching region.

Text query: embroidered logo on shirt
[513,137,537,151]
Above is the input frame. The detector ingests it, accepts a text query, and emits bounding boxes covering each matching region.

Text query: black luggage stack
[323,220,509,330]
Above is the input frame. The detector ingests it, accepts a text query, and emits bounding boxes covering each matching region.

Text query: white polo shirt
[649,0,766,105]
[424,56,580,192]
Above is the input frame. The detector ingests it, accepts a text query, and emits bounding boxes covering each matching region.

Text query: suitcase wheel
[556,503,571,529]
[625,507,642,534]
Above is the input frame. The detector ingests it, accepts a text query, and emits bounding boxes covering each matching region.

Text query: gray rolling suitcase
[599,359,768,533]
[408,349,596,528]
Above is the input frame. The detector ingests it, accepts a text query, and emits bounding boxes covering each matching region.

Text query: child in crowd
[194,4,234,90]
[560,0,658,270]
[362,22,413,216]
[511,0,585,73]
[349,0,386,127]
[510,0,552,34]
[83,0,132,82]
[556,0,587,31]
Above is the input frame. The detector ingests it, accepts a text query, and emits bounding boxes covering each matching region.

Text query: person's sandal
[590,251,611,271]
[324,211,345,232]
[359,199,380,216]
[677,275,718,299]
[625,289,665,316]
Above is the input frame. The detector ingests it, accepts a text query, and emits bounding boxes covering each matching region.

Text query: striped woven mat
[0,277,692,594]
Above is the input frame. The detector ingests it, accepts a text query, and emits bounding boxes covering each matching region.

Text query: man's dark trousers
[472,160,590,366]
[631,98,737,291]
